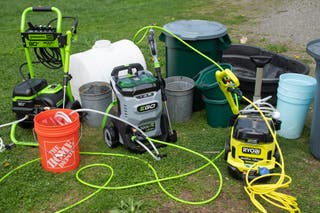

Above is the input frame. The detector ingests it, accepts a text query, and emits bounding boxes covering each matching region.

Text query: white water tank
[69,39,146,101]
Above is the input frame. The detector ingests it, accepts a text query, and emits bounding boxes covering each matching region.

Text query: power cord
[34,47,62,69]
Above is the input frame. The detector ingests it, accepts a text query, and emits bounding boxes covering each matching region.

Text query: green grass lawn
[1,0,320,212]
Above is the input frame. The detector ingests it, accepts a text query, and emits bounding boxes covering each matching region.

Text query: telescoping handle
[20,7,63,33]
[148,28,166,101]
[111,63,144,81]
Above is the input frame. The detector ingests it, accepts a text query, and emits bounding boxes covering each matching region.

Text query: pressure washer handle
[111,63,144,80]
[148,28,157,57]
[147,28,167,101]
[32,7,53,12]
[216,69,241,115]
[21,7,63,33]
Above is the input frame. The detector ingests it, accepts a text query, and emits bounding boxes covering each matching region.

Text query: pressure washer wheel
[103,124,119,148]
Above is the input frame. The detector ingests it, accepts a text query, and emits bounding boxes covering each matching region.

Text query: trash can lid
[307,39,320,60]
[163,20,228,40]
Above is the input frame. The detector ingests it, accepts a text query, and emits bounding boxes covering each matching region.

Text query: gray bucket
[165,76,194,122]
[79,81,112,127]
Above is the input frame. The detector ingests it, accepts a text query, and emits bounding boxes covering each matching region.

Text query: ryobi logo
[137,102,158,112]
[242,147,261,155]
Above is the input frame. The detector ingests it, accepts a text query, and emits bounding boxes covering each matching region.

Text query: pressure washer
[215,68,281,180]
[103,29,177,156]
[11,7,80,129]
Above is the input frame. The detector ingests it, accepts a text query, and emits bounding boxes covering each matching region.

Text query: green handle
[32,6,52,12]
[20,7,62,33]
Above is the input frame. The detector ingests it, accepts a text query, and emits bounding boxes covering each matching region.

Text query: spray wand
[147,28,176,141]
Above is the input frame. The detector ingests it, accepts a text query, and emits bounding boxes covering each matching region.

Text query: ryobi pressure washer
[216,68,281,180]
[103,29,177,155]
[12,7,80,128]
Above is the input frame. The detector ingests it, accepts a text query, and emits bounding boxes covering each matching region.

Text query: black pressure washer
[103,29,177,155]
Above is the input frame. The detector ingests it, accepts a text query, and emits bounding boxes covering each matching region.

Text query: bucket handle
[217,34,231,50]
[54,111,73,126]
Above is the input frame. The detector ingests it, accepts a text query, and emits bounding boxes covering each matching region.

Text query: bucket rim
[196,63,232,88]
[277,85,315,96]
[34,109,80,131]
[277,93,313,105]
[203,97,228,104]
[279,73,316,86]
[79,81,112,96]
[165,76,195,92]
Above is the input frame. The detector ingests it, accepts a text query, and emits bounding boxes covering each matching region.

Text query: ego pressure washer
[11,7,80,129]
[215,68,281,180]
[103,29,177,156]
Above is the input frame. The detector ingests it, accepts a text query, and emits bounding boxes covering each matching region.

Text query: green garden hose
[1,24,299,213]
[0,145,224,212]
[132,25,299,212]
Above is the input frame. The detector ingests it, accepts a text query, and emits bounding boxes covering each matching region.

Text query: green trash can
[159,20,231,111]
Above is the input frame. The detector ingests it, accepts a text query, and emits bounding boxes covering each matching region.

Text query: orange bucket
[34,109,80,173]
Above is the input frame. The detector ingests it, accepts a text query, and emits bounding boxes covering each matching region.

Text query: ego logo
[242,147,261,155]
[137,102,158,112]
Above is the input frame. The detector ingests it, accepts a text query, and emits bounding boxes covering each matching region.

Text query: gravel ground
[234,0,320,72]
[259,0,320,48]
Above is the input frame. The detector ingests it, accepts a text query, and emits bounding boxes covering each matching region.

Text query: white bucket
[276,73,316,139]
[69,39,146,102]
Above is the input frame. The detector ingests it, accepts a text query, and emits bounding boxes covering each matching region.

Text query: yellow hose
[242,96,300,213]
[133,25,300,212]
